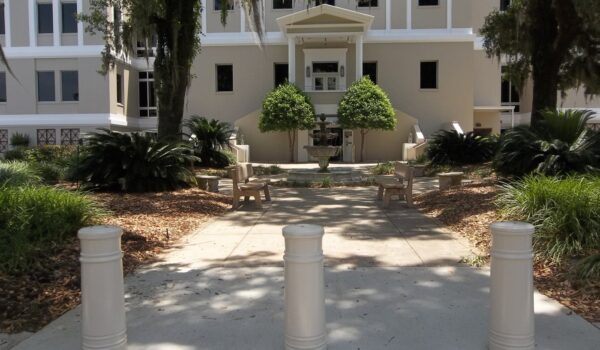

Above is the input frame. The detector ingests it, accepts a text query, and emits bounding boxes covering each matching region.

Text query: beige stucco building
[1,0,599,161]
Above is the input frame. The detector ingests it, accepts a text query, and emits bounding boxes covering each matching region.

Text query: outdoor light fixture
[306,66,311,78]
[340,65,345,77]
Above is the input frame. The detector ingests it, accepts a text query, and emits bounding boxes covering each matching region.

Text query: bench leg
[244,196,250,203]
[406,193,414,207]
[254,191,263,209]
[232,195,239,210]
[264,185,271,202]
[377,185,384,201]
[383,190,392,208]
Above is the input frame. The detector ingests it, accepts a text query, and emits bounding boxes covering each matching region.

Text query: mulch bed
[414,184,600,323]
[0,188,231,334]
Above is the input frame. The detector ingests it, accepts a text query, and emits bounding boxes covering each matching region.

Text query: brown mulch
[414,184,600,324]
[0,188,231,334]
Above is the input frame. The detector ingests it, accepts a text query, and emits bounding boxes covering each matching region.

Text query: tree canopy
[260,83,316,162]
[481,0,600,125]
[338,77,396,162]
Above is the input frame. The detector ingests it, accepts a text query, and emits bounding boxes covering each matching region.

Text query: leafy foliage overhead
[185,116,235,168]
[426,131,497,166]
[494,109,600,176]
[78,129,198,192]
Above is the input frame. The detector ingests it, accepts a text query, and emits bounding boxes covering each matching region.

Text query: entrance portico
[276,5,374,162]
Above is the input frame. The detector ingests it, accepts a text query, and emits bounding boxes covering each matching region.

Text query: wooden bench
[376,163,414,208]
[196,175,220,193]
[438,172,464,190]
[228,164,271,210]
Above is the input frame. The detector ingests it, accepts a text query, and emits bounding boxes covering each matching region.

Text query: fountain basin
[304,146,341,172]
[287,168,363,184]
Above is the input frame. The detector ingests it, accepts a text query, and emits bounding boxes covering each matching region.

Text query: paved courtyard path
[12,187,600,350]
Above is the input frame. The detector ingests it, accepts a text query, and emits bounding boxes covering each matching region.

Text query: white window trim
[419,60,439,91]
[139,71,158,117]
[303,48,347,92]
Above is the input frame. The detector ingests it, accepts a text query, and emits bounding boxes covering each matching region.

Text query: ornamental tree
[259,83,316,162]
[338,77,396,162]
[481,0,600,126]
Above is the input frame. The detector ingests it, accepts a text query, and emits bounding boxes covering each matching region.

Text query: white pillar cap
[78,225,123,240]
[491,221,535,236]
[283,224,324,239]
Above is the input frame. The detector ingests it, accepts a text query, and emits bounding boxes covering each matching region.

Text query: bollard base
[82,329,127,350]
[489,326,535,350]
[285,333,327,350]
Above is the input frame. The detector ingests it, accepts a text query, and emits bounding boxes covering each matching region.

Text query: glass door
[313,62,339,91]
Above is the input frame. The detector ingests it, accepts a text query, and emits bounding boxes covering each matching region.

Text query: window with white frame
[420,61,438,89]
[61,2,77,34]
[358,0,378,7]
[139,71,157,117]
[273,0,293,9]
[0,129,8,153]
[312,62,339,91]
[38,3,54,34]
[61,70,79,101]
[216,64,233,92]
[37,71,56,102]
[37,129,56,146]
[116,73,123,104]
[0,3,5,35]
[501,66,520,112]
[0,72,6,102]
[61,128,79,145]
[419,0,439,6]
[316,0,335,5]
[214,0,234,11]
[136,35,158,57]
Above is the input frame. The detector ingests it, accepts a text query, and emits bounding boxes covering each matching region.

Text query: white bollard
[489,221,535,350]
[78,225,127,350]
[283,224,327,350]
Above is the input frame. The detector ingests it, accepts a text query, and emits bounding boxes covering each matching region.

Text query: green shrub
[494,109,600,176]
[497,175,600,262]
[0,186,106,273]
[10,133,30,147]
[253,165,285,176]
[571,254,600,285]
[427,130,497,165]
[371,161,395,175]
[0,162,41,187]
[24,145,77,164]
[3,147,27,161]
[31,162,64,184]
[185,116,235,168]
[78,129,198,192]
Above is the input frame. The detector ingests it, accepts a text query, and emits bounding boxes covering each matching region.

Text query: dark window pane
[273,0,293,9]
[113,7,121,46]
[0,4,5,35]
[274,63,289,87]
[419,0,439,6]
[61,71,78,101]
[511,85,520,103]
[501,80,510,103]
[420,61,437,89]
[500,0,511,11]
[315,0,335,5]
[149,81,156,107]
[38,3,54,34]
[216,65,233,92]
[0,72,6,102]
[313,62,338,73]
[37,71,55,102]
[139,81,148,107]
[61,3,77,33]
[358,0,377,7]
[214,0,234,11]
[116,74,123,104]
[363,62,377,84]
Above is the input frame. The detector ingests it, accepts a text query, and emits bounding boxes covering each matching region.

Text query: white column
[52,0,60,46]
[28,0,36,47]
[78,225,127,350]
[288,36,296,84]
[201,0,207,34]
[4,0,11,47]
[385,0,391,31]
[240,2,246,33]
[355,34,363,80]
[447,0,453,30]
[283,224,326,350]
[406,0,412,30]
[77,0,83,46]
[489,222,535,350]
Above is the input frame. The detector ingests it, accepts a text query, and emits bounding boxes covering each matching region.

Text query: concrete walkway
[12,187,600,349]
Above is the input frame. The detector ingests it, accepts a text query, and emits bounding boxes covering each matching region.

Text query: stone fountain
[304,114,341,173]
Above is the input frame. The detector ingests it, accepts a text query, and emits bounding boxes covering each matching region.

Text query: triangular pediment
[277,4,374,33]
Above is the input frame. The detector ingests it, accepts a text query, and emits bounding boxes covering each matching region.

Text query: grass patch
[0,162,41,187]
[371,161,395,175]
[253,165,285,176]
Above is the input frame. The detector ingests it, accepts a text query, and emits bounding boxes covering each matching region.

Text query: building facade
[1,0,598,161]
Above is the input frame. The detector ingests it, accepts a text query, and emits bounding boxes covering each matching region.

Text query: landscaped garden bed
[414,183,599,323]
[0,188,230,334]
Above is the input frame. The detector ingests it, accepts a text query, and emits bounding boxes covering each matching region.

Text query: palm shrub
[0,162,41,187]
[426,130,497,165]
[497,176,600,264]
[10,133,30,147]
[0,186,106,273]
[185,116,235,168]
[494,109,600,176]
[78,129,198,192]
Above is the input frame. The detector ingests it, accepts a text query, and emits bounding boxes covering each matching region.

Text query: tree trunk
[288,130,296,163]
[359,129,367,163]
